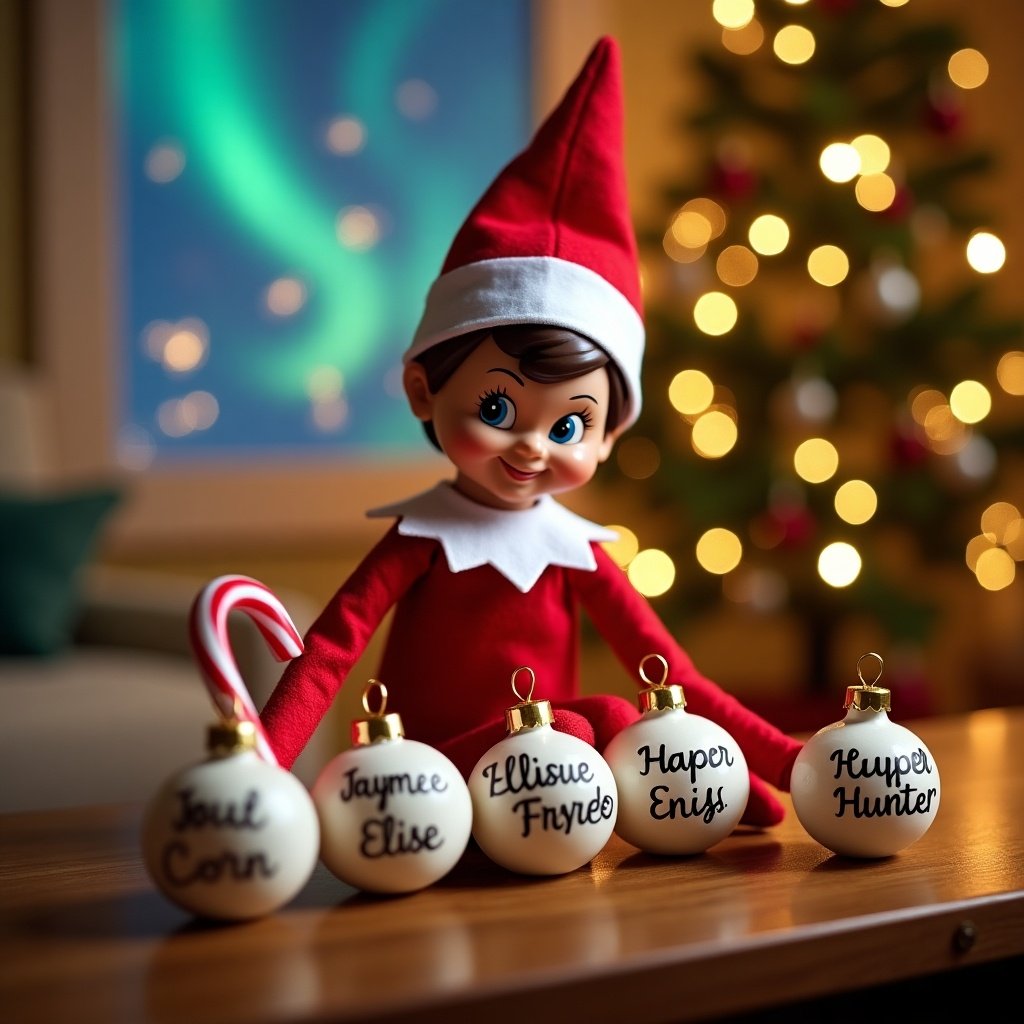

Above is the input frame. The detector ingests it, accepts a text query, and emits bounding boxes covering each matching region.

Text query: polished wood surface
[2,708,1023,1024]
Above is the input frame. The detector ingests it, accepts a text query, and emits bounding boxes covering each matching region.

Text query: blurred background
[3,0,1023,756]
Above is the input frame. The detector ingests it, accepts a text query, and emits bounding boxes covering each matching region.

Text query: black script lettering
[637,743,735,784]
[171,788,267,831]
[161,840,278,886]
[649,784,727,824]
[338,767,449,812]
[829,747,934,789]
[832,784,939,819]
[359,816,444,858]
[511,786,615,838]
[483,754,595,798]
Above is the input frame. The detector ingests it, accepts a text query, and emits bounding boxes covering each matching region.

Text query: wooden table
[2,708,1023,1023]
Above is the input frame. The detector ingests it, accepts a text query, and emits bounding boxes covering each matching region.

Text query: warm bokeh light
[910,387,946,425]
[818,542,862,587]
[807,245,850,286]
[696,528,743,575]
[819,142,861,183]
[996,351,1024,396]
[922,403,967,453]
[326,115,366,155]
[671,211,713,250]
[722,19,764,55]
[949,380,991,424]
[716,244,759,286]
[879,0,910,7]
[966,533,994,573]
[773,24,815,65]
[794,437,839,483]
[163,328,206,373]
[683,198,727,238]
[975,547,1015,591]
[336,205,382,250]
[311,395,349,432]
[948,48,989,90]
[692,409,738,458]
[307,365,345,400]
[694,291,739,335]
[855,172,896,212]
[602,525,640,567]
[265,276,307,316]
[662,228,706,264]
[966,231,1006,273]
[851,134,890,174]
[628,549,676,597]
[712,0,755,30]
[834,480,878,525]
[748,214,790,255]
[616,436,661,480]
[981,502,1022,545]
[669,369,714,416]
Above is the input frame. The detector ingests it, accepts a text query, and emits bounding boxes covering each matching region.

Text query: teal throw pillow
[0,487,121,656]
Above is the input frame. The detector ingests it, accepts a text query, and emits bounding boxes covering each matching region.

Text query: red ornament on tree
[890,426,929,469]
[709,156,757,202]
[924,95,963,138]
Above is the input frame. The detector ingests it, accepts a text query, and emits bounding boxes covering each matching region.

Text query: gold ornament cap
[505,666,554,734]
[207,717,257,757]
[844,652,892,713]
[636,653,686,714]
[352,681,405,746]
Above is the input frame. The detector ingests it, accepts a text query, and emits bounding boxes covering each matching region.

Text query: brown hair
[413,325,626,451]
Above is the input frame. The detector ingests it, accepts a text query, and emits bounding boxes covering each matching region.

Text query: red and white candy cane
[189,575,304,765]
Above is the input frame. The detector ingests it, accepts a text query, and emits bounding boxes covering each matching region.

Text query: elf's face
[404,336,617,510]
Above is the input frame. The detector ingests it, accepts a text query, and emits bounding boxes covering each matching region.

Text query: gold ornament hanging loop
[361,679,388,717]
[511,666,536,703]
[856,652,884,688]
[638,653,669,687]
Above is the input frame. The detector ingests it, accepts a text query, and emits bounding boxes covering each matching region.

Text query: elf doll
[261,37,803,826]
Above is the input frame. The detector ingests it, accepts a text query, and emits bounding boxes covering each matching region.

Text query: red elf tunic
[260,483,801,819]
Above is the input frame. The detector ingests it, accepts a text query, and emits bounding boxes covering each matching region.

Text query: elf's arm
[570,543,802,794]
[260,523,434,769]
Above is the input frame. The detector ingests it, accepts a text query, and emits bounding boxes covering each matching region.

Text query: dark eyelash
[478,386,509,406]
[574,408,594,428]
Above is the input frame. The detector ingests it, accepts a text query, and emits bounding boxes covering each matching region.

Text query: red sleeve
[260,523,435,769]
[570,544,802,791]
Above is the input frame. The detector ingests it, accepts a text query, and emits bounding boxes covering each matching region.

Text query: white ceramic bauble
[312,736,472,894]
[142,724,320,921]
[605,686,749,855]
[468,721,618,876]
[790,667,940,859]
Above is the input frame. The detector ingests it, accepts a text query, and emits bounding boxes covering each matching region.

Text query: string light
[602,525,640,567]
[265,277,307,316]
[794,437,839,483]
[696,528,743,575]
[949,380,991,424]
[694,292,739,335]
[712,0,755,30]
[716,244,759,286]
[722,20,764,55]
[855,173,896,212]
[834,480,878,525]
[807,245,850,286]
[975,547,1015,590]
[966,231,1006,273]
[981,502,1021,545]
[748,214,790,255]
[692,409,738,458]
[948,48,989,90]
[996,351,1024,396]
[818,542,862,587]
[819,143,860,183]
[773,25,816,65]
[850,134,891,174]
[628,549,676,597]
[669,369,714,416]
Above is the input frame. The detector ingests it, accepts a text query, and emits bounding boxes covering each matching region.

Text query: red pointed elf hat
[407,36,645,427]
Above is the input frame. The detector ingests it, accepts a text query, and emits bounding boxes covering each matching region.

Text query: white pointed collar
[367,482,617,593]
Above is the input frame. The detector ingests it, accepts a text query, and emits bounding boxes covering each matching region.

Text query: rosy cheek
[442,421,495,461]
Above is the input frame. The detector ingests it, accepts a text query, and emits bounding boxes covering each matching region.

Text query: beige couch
[0,370,329,812]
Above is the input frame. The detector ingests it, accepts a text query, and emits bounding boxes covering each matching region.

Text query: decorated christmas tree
[598,0,1024,711]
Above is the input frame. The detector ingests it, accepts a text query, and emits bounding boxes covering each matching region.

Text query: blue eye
[478,390,516,430]
[549,413,586,445]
